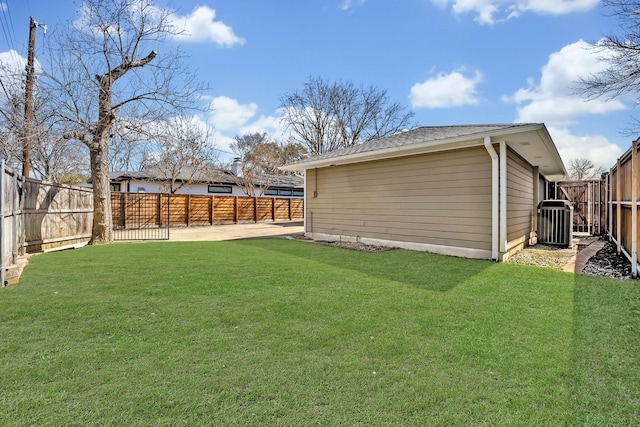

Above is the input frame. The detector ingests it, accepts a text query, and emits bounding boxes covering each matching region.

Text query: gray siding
[306,147,492,252]
[506,148,534,249]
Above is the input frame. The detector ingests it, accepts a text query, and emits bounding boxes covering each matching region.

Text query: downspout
[500,141,507,256]
[303,172,307,234]
[484,137,499,261]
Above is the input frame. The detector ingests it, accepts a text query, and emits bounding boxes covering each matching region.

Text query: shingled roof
[281,123,567,180]
[107,166,303,188]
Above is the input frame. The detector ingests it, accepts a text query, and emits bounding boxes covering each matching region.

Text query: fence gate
[112,193,169,240]
[554,180,605,235]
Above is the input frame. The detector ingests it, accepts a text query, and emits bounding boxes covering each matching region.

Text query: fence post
[209,195,214,225]
[234,196,238,224]
[617,158,622,254]
[156,194,161,227]
[20,176,26,256]
[271,198,275,222]
[632,140,638,277]
[608,172,612,240]
[186,194,191,227]
[12,171,18,264]
[254,197,257,223]
[122,193,127,229]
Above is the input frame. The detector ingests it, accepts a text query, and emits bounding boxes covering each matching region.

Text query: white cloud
[210,96,258,131]
[208,97,288,157]
[339,0,366,11]
[549,126,622,171]
[170,6,245,46]
[507,39,627,126]
[0,50,27,74]
[240,112,287,140]
[0,50,42,103]
[409,69,482,108]
[431,0,599,25]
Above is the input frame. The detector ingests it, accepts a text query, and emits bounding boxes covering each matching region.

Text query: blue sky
[0,0,634,171]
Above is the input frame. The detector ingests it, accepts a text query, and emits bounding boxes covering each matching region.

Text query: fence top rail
[23,177,94,193]
[610,138,640,173]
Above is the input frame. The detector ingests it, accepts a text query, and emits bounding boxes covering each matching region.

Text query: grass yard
[1,239,639,426]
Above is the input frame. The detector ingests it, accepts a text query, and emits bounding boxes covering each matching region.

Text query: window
[208,185,232,194]
[264,188,304,197]
[110,183,121,192]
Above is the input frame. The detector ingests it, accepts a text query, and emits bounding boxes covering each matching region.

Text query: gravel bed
[581,241,634,280]
[509,239,636,280]
[322,240,391,252]
[507,244,577,270]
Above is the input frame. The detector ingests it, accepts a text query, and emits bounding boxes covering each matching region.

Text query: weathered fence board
[1,162,94,285]
[608,138,640,276]
[22,179,93,252]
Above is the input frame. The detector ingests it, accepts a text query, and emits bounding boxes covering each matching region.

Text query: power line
[0,0,19,54]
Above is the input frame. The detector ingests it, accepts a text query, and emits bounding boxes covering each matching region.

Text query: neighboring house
[105,166,304,198]
[280,124,567,261]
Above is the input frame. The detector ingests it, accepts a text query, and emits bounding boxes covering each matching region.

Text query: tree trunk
[88,70,119,244]
[89,140,113,244]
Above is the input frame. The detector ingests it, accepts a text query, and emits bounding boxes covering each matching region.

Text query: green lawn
[1,239,639,426]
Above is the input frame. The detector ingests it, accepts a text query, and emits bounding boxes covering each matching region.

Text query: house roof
[108,166,304,188]
[281,123,568,181]
[108,167,237,185]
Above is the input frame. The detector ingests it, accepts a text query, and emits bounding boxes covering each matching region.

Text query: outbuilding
[281,124,568,261]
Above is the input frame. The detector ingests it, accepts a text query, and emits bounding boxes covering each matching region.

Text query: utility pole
[22,16,46,178]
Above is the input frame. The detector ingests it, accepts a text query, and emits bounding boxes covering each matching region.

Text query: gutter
[484,137,499,261]
[281,124,547,172]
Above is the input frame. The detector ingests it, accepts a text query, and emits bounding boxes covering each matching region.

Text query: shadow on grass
[569,274,640,425]
[230,238,492,292]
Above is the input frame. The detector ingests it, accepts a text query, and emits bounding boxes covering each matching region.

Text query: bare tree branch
[280,76,414,155]
[231,132,306,196]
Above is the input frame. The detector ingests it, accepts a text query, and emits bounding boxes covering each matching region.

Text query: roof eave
[280,124,568,180]
[280,124,547,172]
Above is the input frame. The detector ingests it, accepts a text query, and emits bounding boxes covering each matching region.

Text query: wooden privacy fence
[608,138,640,277]
[111,193,304,229]
[1,160,93,286]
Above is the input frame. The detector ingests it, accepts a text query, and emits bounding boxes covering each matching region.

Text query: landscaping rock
[581,241,634,280]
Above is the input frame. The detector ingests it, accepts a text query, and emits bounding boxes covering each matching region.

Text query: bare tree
[0,62,29,165]
[108,119,150,173]
[139,116,218,193]
[0,62,89,181]
[41,0,206,244]
[569,158,606,181]
[280,76,414,155]
[31,134,89,183]
[578,0,640,123]
[231,132,306,196]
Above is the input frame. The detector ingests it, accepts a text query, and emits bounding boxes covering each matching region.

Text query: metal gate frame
[112,193,170,241]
